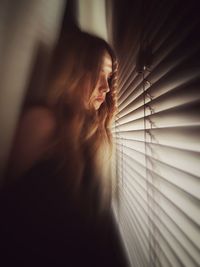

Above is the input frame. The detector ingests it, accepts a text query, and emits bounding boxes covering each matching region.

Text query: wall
[0,0,66,181]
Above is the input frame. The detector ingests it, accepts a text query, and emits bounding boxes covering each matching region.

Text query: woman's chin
[94,102,102,110]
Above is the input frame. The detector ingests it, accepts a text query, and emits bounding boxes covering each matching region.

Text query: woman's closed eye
[107,75,113,84]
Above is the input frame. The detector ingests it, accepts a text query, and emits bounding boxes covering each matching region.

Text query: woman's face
[89,52,113,110]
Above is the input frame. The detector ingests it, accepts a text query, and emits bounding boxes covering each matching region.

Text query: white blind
[111,0,200,266]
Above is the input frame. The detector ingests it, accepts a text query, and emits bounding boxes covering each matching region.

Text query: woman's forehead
[102,52,112,72]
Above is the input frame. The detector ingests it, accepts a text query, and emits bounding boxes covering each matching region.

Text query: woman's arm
[6,106,56,180]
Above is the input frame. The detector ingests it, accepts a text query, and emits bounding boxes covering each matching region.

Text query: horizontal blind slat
[121,152,200,200]
[118,80,200,121]
[121,143,200,177]
[121,180,193,266]
[120,160,200,256]
[118,24,200,111]
[116,102,200,132]
[119,61,200,117]
[121,152,200,226]
[114,126,200,153]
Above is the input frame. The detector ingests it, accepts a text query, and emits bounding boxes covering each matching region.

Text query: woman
[5,30,118,211]
[1,31,121,266]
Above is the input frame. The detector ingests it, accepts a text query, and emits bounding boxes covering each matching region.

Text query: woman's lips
[96,96,105,102]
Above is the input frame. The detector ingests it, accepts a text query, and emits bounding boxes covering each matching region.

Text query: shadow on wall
[0,0,66,180]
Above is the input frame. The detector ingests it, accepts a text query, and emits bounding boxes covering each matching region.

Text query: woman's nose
[99,78,110,93]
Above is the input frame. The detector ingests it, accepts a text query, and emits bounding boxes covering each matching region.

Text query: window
[111,1,200,266]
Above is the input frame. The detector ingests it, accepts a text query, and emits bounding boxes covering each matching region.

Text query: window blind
[111,0,200,266]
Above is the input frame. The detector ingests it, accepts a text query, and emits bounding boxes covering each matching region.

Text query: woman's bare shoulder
[21,106,56,135]
[6,106,57,179]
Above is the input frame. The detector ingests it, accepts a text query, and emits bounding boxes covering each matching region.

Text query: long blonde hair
[46,31,118,211]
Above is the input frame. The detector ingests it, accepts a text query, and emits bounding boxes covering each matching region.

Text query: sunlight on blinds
[112,1,200,266]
